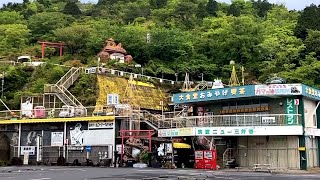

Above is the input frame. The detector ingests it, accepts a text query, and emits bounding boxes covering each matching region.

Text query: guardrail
[158,114,302,129]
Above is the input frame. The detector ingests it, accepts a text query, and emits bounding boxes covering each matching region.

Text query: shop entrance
[0,134,10,162]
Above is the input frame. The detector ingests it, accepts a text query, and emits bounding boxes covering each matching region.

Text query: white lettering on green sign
[285,98,297,125]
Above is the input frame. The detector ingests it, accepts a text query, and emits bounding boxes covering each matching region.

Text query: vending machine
[195,150,204,169]
[194,150,217,170]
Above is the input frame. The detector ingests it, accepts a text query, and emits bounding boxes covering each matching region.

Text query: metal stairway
[44,67,84,107]
[138,106,191,130]
[139,110,161,130]
[223,148,236,168]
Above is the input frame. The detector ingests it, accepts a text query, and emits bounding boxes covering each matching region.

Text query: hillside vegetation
[1,0,320,109]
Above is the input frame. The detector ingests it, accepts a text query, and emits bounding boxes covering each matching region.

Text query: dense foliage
[1,0,320,89]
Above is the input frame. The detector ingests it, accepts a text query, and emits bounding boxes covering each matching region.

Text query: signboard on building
[83,129,114,146]
[88,122,114,129]
[302,84,320,101]
[158,126,303,137]
[255,84,302,96]
[21,146,36,155]
[305,128,320,136]
[173,85,255,104]
[261,117,276,124]
[51,132,64,146]
[158,128,194,137]
[195,126,303,136]
[285,98,297,125]
[107,94,119,105]
[68,146,84,151]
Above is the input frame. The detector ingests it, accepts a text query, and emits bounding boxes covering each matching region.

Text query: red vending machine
[194,150,217,170]
[194,150,204,169]
[203,150,217,170]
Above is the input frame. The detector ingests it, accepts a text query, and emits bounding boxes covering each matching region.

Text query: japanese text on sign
[255,84,302,95]
[175,85,252,104]
[88,122,114,129]
[196,127,254,136]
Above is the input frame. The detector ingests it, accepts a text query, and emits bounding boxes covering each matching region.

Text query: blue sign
[85,146,92,152]
[172,85,255,104]
[302,84,320,101]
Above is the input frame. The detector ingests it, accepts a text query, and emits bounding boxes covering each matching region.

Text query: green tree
[63,1,82,17]
[149,0,167,9]
[0,24,30,54]
[227,0,254,17]
[206,0,218,16]
[0,11,25,24]
[121,0,151,23]
[295,4,320,39]
[258,7,304,81]
[28,12,75,41]
[54,24,92,55]
[201,15,262,65]
[281,53,320,86]
[305,30,320,59]
[251,0,273,18]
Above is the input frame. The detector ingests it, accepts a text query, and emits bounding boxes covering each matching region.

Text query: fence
[158,114,302,128]
[0,106,115,121]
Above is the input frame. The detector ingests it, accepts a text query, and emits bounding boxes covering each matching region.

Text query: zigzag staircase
[44,67,84,107]
[139,105,191,130]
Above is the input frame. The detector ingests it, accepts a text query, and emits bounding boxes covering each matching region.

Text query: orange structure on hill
[98,38,133,64]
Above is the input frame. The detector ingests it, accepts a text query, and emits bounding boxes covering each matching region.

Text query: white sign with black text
[51,132,64,146]
[21,146,36,155]
[88,122,114,129]
[261,117,276,124]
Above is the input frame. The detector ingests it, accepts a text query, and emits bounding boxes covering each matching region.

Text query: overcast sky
[0,0,319,10]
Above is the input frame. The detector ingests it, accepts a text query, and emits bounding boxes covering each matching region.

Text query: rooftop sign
[172,83,317,104]
[255,84,302,96]
[172,85,255,104]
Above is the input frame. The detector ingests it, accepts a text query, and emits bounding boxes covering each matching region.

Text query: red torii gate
[38,41,65,59]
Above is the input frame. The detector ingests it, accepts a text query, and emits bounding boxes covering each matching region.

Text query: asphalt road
[0,166,319,180]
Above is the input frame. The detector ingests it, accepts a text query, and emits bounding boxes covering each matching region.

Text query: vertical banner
[286,98,297,125]
[36,135,42,162]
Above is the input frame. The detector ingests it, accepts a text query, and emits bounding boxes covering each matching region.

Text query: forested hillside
[1,0,320,87]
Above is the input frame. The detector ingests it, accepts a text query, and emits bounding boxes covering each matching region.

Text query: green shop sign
[285,98,297,125]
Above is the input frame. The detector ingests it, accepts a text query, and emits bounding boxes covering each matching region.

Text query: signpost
[86,146,92,152]
[86,146,92,159]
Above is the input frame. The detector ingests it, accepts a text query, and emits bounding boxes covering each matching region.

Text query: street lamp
[175,73,178,82]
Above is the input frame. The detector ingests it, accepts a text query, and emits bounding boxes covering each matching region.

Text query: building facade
[0,116,115,165]
[158,83,320,170]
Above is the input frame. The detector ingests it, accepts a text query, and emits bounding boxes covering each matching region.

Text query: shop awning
[173,142,191,149]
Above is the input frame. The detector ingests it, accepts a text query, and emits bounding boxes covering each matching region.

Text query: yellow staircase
[95,75,169,111]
